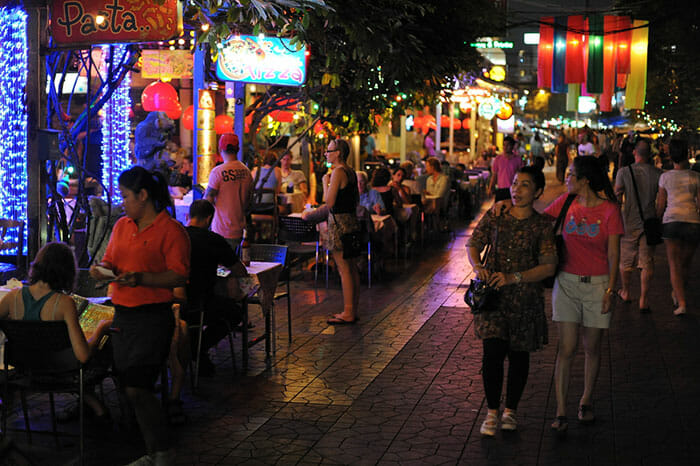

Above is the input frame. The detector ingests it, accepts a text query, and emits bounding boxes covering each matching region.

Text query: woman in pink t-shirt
[543,156,623,434]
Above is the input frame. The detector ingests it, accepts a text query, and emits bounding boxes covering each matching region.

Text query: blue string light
[0,6,28,255]
[101,44,132,204]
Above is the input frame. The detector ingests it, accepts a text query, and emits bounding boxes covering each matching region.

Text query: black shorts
[663,221,700,242]
[112,302,174,390]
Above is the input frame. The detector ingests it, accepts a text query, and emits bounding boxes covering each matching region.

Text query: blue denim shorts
[662,222,700,242]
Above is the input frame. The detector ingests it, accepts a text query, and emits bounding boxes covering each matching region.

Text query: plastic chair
[278,216,320,287]
[0,320,107,465]
[248,244,291,343]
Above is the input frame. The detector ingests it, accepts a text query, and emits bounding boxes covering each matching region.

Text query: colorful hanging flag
[565,16,585,83]
[615,16,632,74]
[538,17,554,89]
[552,16,568,93]
[586,15,604,94]
[600,15,617,111]
[567,84,581,112]
[625,20,649,109]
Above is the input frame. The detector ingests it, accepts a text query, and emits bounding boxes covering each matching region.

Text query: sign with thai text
[50,0,183,46]
[141,50,192,79]
[216,35,306,86]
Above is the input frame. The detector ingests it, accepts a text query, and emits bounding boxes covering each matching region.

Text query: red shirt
[545,194,624,276]
[103,211,190,307]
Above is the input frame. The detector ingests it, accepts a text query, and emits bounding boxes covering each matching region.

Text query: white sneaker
[501,411,517,431]
[673,307,687,316]
[480,412,498,436]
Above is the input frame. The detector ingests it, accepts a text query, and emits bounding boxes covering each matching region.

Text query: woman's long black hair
[573,156,617,203]
[118,166,173,214]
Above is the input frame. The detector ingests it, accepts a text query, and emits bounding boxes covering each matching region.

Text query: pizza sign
[50,0,183,46]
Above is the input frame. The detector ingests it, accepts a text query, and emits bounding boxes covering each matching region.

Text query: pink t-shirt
[545,193,624,276]
[207,160,253,240]
[492,153,523,189]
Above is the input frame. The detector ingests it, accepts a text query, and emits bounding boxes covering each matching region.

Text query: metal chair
[0,219,25,282]
[0,320,108,466]
[250,188,279,243]
[278,215,320,287]
[248,244,291,343]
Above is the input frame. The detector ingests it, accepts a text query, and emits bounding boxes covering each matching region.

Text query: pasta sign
[216,35,307,86]
[50,0,183,46]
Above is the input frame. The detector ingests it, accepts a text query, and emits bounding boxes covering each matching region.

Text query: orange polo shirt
[103,211,190,308]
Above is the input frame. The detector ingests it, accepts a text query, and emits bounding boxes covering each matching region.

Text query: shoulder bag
[628,166,663,246]
[543,194,576,288]
[464,214,500,314]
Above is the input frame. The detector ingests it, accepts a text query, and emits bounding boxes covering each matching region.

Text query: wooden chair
[0,320,109,466]
[0,219,25,282]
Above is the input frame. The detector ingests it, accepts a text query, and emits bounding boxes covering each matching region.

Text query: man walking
[205,133,254,249]
[614,138,662,312]
[488,136,522,201]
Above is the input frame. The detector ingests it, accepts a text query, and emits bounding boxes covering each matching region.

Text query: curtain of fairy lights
[0,6,28,255]
[101,44,132,204]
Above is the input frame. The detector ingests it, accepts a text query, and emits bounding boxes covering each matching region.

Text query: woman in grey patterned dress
[467,166,557,436]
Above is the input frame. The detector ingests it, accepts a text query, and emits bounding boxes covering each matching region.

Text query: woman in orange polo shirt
[90,166,190,465]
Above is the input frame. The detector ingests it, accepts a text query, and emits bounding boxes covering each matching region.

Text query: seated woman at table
[358,171,385,215]
[423,157,450,214]
[251,151,282,206]
[280,152,309,199]
[371,167,396,217]
[0,242,113,420]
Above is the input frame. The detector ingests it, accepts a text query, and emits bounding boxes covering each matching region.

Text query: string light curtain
[537,17,554,89]
[551,16,568,93]
[101,44,132,204]
[0,6,28,255]
[625,20,649,109]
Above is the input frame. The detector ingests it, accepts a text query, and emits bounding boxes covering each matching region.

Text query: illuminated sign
[216,35,307,86]
[478,96,501,120]
[489,65,506,82]
[497,102,513,120]
[523,33,540,45]
[497,115,515,134]
[46,72,87,95]
[141,50,193,80]
[470,39,514,49]
[578,96,597,113]
[50,0,183,46]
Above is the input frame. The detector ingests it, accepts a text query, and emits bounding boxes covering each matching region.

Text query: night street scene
[0,0,699,464]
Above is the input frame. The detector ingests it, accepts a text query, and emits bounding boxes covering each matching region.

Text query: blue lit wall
[0,6,28,255]
[101,44,132,204]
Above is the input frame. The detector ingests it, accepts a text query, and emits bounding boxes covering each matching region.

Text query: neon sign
[470,39,514,49]
[216,35,306,87]
[50,0,183,46]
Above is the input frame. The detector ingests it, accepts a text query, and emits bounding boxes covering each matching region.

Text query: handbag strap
[553,194,576,234]
[627,165,647,223]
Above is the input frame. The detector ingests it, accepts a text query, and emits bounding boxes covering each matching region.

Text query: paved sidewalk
[3,166,700,465]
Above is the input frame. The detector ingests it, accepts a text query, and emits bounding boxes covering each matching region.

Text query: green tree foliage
[617,0,700,132]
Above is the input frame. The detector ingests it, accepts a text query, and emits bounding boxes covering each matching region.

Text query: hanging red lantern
[461,118,470,130]
[374,114,383,126]
[141,81,180,112]
[270,110,294,123]
[214,114,234,134]
[166,102,182,120]
[182,105,194,130]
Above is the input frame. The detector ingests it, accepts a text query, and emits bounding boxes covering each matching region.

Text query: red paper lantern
[141,81,180,112]
[461,118,470,130]
[166,102,182,120]
[214,114,234,134]
[182,105,194,130]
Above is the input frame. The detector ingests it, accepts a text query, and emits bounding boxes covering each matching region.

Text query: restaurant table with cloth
[217,261,283,370]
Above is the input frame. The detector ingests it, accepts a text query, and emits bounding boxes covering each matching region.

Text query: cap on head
[218,133,239,154]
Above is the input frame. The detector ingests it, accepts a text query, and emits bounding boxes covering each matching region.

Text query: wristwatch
[513,272,523,284]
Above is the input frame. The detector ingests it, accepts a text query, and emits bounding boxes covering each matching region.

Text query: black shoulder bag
[543,193,576,288]
[464,215,500,314]
[628,166,663,246]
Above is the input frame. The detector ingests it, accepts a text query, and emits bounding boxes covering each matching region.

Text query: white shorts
[552,271,611,329]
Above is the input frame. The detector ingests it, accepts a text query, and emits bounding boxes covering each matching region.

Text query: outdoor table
[278,192,306,213]
[217,261,282,370]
